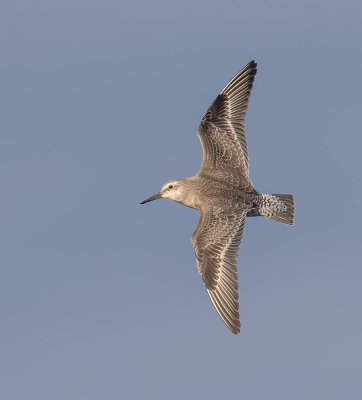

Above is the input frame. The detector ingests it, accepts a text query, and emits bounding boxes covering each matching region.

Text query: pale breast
[189,174,257,211]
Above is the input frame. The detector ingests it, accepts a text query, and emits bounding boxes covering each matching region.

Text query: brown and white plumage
[198,60,257,184]
[192,208,246,334]
[191,62,257,333]
[141,61,294,334]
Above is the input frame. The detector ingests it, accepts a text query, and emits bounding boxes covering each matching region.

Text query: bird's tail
[258,193,294,225]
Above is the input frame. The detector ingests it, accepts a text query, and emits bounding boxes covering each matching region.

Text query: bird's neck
[174,178,200,210]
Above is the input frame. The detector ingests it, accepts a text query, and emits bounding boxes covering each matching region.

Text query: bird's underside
[141,60,295,334]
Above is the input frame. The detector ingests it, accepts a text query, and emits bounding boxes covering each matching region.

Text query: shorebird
[141,61,294,334]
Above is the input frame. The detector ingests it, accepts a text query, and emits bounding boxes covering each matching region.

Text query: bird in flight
[141,61,294,334]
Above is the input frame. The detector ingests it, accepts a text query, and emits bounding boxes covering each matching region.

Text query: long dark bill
[140,192,162,204]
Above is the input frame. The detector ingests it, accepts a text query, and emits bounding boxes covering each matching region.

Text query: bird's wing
[197,61,257,182]
[191,207,247,334]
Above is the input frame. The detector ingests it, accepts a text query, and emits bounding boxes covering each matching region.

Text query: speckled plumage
[141,61,294,334]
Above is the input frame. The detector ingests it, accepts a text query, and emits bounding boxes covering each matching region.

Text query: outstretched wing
[191,207,247,334]
[197,61,257,183]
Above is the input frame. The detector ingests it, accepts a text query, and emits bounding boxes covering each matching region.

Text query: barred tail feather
[259,193,295,225]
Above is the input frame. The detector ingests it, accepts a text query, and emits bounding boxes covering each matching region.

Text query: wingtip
[231,326,241,335]
[247,60,257,70]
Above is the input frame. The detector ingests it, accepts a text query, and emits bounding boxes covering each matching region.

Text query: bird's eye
[168,184,173,189]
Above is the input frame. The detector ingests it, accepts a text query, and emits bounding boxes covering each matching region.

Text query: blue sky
[1,1,362,399]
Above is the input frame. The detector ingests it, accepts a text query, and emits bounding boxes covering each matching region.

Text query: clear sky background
[1,1,362,399]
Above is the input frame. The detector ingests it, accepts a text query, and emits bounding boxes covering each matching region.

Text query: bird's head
[140,179,186,204]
